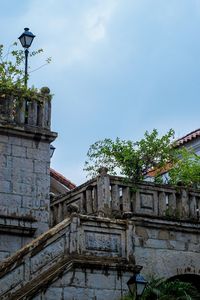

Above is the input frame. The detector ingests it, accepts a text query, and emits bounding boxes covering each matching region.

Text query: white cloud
[19,0,120,68]
[85,1,118,42]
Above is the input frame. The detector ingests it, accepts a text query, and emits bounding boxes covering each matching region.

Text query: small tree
[169,147,200,189]
[84,129,176,183]
[84,130,200,188]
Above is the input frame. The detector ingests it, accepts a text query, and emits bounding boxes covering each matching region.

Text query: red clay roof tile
[175,128,200,147]
[50,168,76,190]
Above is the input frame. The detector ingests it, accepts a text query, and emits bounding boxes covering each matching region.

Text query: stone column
[97,167,111,216]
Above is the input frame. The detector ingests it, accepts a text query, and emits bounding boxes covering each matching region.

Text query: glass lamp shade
[127,274,147,297]
[135,274,148,296]
[18,28,35,48]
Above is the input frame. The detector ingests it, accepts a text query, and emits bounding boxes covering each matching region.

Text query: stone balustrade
[50,177,98,226]
[0,87,51,130]
[50,168,200,225]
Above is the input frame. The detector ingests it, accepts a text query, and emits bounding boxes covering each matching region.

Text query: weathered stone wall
[133,216,200,279]
[0,130,52,259]
[32,267,131,300]
[0,91,57,259]
[0,215,139,300]
[0,213,200,299]
[50,171,200,284]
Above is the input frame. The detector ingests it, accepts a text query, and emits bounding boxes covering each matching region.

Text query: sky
[1,0,200,185]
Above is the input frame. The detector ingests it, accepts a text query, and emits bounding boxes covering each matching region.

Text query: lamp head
[18,28,35,49]
[127,273,147,297]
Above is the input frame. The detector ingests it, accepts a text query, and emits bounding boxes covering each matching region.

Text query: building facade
[0,93,199,299]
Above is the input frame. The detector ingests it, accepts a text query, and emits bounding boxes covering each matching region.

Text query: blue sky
[1,0,200,184]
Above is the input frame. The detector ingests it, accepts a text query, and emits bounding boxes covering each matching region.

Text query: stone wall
[0,91,57,259]
[0,213,200,299]
[133,216,200,279]
[0,129,53,259]
[32,267,131,300]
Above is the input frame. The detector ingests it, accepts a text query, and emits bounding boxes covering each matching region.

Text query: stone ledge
[131,215,200,233]
[0,125,57,143]
[0,215,37,236]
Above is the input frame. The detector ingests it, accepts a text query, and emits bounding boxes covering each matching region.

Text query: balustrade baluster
[49,208,53,227]
[196,197,200,220]
[97,167,111,216]
[189,195,197,219]
[47,100,51,129]
[168,193,177,217]
[86,188,93,214]
[135,190,141,214]
[111,184,120,211]
[180,189,189,218]
[1,96,15,123]
[62,201,68,218]
[122,187,131,212]
[130,190,136,212]
[58,203,63,223]
[53,205,58,225]
[92,187,98,213]
[27,100,37,126]
[158,192,167,216]
[43,100,49,129]
[37,104,44,127]
[80,192,86,214]
[15,99,25,124]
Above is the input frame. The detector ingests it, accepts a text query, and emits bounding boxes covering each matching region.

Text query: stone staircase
[0,214,137,299]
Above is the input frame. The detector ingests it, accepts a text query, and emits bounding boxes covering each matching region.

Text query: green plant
[85,130,200,189]
[169,147,200,189]
[0,43,51,103]
[122,277,200,300]
[84,129,175,183]
[142,277,200,300]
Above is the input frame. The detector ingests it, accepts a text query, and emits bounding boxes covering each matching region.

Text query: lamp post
[18,28,35,87]
[127,273,147,300]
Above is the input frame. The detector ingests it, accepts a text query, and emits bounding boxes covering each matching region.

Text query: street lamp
[127,273,148,300]
[18,28,35,86]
